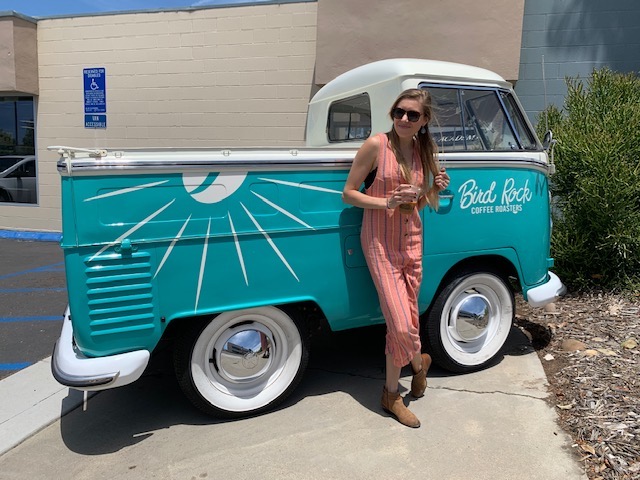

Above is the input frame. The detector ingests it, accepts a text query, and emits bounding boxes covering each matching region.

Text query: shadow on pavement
[58,323,533,455]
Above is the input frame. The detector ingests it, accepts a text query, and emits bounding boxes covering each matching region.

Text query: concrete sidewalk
[0,357,91,456]
[0,326,587,480]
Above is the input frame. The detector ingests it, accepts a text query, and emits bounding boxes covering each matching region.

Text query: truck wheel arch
[161,300,325,341]
[435,255,520,294]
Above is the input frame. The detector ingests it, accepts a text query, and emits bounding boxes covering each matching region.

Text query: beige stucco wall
[0,17,17,91]
[0,15,38,94]
[0,0,528,233]
[314,0,525,84]
[0,2,317,232]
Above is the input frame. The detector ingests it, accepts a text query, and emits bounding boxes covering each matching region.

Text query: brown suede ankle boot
[411,353,432,398]
[381,386,420,428]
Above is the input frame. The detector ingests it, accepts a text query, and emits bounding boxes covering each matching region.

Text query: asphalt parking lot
[0,237,67,380]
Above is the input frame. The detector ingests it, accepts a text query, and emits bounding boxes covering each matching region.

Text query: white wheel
[425,271,514,372]
[175,306,308,417]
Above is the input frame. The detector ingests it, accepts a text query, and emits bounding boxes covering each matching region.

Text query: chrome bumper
[525,272,567,308]
[51,306,150,391]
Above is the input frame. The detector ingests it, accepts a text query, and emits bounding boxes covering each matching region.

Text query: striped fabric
[361,133,425,368]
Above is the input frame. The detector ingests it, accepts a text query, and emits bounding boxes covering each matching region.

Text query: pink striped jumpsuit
[361,133,425,368]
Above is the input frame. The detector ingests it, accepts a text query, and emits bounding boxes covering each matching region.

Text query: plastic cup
[398,185,421,214]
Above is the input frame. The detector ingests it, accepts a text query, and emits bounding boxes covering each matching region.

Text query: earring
[420,126,426,134]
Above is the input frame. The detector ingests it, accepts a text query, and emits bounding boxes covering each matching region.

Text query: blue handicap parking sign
[83,68,106,114]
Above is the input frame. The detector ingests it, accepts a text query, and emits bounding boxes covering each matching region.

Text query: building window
[0,97,37,204]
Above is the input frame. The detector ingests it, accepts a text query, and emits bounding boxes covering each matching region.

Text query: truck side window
[500,92,537,150]
[327,93,372,142]
[426,87,484,152]
[462,89,520,151]
[425,86,531,152]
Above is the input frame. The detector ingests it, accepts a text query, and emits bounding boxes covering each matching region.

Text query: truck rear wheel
[174,306,309,418]
[424,270,514,373]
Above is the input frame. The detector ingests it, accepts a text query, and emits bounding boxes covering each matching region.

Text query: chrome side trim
[55,148,550,176]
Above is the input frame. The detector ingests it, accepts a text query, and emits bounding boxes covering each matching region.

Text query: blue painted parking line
[0,230,62,242]
[0,316,62,323]
[0,362,32,371]
[0,287,67,293]
[0,262,65,281]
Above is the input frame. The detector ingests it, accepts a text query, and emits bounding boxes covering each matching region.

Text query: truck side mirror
[542,130,558,174]
[542,130,556,151]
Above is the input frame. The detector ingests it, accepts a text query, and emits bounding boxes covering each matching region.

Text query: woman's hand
[434,168,450,191]
[388,184,421,209]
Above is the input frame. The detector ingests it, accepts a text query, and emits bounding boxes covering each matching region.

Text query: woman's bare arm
[342,135,388,210]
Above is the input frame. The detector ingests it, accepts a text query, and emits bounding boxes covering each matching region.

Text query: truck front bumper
[51,306,150,391]
[525,272,567,308]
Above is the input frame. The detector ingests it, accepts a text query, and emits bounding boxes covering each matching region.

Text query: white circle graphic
[183,172,248,204]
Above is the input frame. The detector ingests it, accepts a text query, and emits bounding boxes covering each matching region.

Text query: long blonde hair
[388,89,440,209]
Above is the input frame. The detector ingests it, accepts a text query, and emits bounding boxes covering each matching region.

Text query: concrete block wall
[0,2,317,232]
[516,0,640,125]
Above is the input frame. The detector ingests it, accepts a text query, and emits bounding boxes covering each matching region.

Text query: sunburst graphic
[84,171,343,313]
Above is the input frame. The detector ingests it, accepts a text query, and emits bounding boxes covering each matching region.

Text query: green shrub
[537,68,640,292]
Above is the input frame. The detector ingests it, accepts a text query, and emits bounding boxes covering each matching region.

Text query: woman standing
[342,89,450,428]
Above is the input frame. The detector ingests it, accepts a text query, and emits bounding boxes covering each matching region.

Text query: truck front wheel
[174,306,309,418]
[424,270,514,373]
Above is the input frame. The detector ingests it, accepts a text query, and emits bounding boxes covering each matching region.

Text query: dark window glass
[0,101,16,154]
[0,97,37,204]
[327,93,372,142]
[17,100,35,154]
[0,97,35,156]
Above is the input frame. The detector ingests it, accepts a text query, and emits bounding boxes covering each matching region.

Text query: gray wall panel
[516,0,640,125]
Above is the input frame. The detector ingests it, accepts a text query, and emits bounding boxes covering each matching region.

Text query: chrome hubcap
[450,293,491,342]
[216,323,274,383]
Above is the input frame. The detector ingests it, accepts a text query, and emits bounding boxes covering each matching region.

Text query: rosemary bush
[537,68,640,292]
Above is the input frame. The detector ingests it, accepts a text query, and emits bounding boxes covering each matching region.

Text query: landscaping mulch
[516,292,640,480]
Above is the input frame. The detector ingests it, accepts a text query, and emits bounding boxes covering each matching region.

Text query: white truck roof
[306,58,512,147]
[310,58,510,105]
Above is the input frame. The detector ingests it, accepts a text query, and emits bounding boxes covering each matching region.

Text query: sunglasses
[391,107,422,123]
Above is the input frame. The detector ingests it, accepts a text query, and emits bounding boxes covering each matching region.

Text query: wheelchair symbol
[90,78,99,90]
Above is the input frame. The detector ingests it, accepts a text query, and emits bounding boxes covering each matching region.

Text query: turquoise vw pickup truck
[50,58,565,417]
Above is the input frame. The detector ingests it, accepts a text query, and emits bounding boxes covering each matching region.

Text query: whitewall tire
[175,306,309,417]
[424,270,514,373]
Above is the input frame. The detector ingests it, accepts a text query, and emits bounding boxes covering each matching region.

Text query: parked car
[0,155,37,203]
